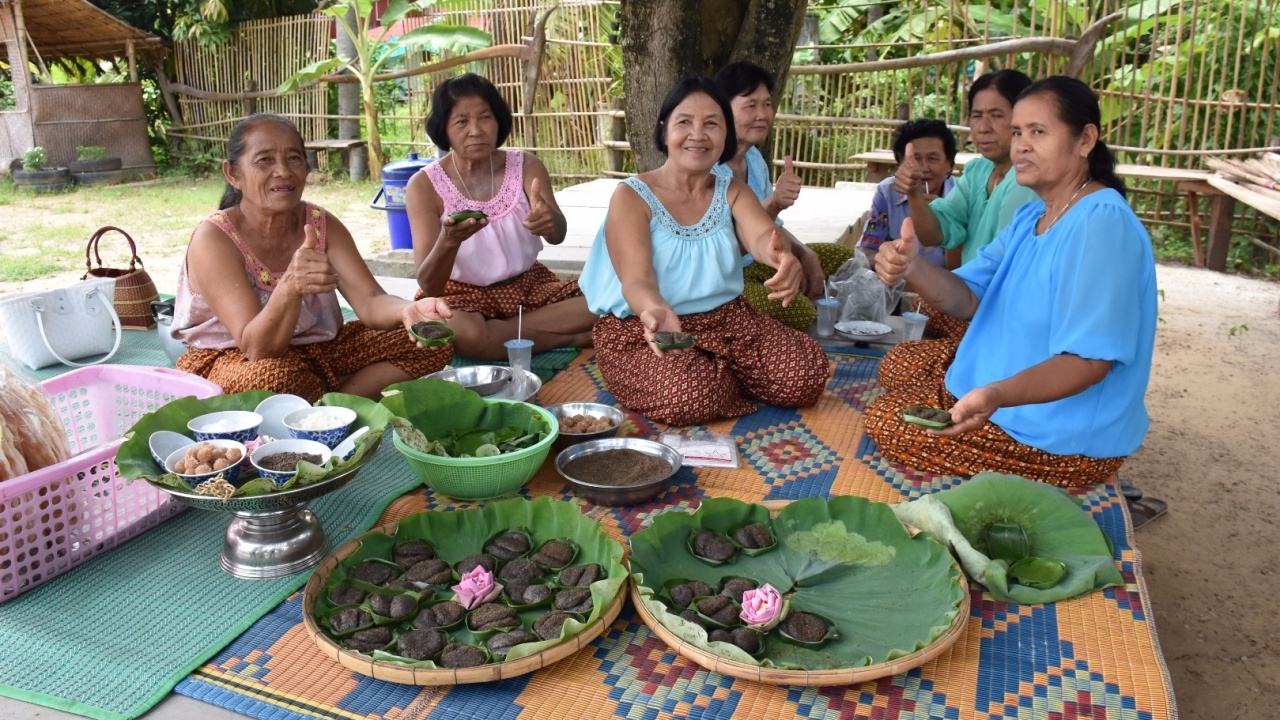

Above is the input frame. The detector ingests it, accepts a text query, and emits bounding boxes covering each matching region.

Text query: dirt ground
[1,181,1277,718]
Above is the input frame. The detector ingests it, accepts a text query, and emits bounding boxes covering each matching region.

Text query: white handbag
[0,277,123,370]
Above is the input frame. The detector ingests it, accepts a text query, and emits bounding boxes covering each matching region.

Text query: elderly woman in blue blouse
[579,78,829,426]
[712,61,853,332]
[864,76,1157,487]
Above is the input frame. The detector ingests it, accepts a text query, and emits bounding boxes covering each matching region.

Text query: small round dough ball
[196,444,216,463]
[226,449,243,463]
[194,463,213,474]
[212,457,230,471]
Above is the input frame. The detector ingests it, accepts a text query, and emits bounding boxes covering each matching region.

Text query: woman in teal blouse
[865,76,1157,488]
[579,78,829,426]
[894,70,1038,339]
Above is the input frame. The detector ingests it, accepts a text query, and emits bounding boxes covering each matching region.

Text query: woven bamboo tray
[302,520,626,685]
[628,500,971,686]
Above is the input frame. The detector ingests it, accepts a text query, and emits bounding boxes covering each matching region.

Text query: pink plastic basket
[0,365,222,602]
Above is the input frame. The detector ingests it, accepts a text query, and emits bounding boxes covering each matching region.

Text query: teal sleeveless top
[580,173,744,318]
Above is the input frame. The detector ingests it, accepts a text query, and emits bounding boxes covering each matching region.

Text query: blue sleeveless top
[580,173,745,318]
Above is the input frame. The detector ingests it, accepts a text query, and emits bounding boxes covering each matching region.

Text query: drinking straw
[517,305,523,341]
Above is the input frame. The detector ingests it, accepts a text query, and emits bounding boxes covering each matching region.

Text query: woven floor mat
[0,435,422,720]
[174,349,1177,720]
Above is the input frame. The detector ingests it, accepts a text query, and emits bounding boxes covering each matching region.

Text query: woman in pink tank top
[406,73,596,360]
[172,114,454,402]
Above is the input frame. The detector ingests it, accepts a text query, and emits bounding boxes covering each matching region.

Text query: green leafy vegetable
[891,472,1123,604]
[630,496,964,671]
[380,378,549,458]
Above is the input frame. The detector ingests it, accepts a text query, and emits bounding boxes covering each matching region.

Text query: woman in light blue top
[864,76,1157,488]
[711,61,853,332]
[579,77,829,426]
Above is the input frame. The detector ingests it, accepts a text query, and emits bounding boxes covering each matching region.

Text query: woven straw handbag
[82,226,160,330]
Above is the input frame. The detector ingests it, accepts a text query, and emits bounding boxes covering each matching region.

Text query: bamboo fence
[167,0,1279,244]
[170,13,329,154]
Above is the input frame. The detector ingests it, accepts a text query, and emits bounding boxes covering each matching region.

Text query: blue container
[370,152,437,250]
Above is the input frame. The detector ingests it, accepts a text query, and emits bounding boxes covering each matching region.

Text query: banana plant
[280,0,491,181]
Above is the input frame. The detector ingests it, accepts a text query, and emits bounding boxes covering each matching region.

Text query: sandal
[1128,496,1169,530]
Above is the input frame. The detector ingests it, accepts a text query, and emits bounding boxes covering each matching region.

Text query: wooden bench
[848,149,1245,270]
[305,139,366,181]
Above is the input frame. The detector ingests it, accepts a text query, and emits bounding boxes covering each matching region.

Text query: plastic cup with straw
[814,282,839,337]
[504,304,534,374]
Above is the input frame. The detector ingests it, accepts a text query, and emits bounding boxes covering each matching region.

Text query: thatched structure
[1,0,163,177]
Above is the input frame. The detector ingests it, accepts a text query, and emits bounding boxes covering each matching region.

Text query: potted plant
[69,145,124,185]
[13,147,72,192]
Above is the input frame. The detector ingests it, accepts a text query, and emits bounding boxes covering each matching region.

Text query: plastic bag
[826,254,903,324]
[0,360,72,481]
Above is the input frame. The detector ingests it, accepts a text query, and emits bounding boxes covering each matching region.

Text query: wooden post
[242,80,258,117]
[151,60,183,126]
[1187,191,1204,266]
[1206,195,1236,271]
[610,98,625,174]
[12,0,33,84]
[126,39,137,82]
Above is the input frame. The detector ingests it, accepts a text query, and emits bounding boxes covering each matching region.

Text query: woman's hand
[440,214,489,247]
[639,306,682,358]
[772,156,802,211]
[875,217,922,287]
[761,229,802,306]
[521,177,556,238]
[796,242,826,300]
[285,224,339,298]
[933,383,1003,437]
[401,297,454,337]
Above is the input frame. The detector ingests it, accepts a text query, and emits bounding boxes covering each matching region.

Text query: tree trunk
[363,84,383,183]
[336,6,368,180]
[620,0,807,172]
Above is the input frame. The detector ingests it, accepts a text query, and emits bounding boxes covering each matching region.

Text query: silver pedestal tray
[147,447,377,580]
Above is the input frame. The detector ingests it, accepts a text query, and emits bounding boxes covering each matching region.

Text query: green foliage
[0,75,14,111]
[1228,323,1250,337]
[21,147,47,171]
[77,146,109,162]
[280,0,491,179]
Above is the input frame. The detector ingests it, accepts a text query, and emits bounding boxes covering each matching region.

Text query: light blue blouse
[715,146,783,227]
[580,173,744,318]
[946,189,1157,458]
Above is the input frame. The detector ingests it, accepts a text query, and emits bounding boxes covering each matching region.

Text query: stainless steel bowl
[546,402,626,451]
[555,438,682,506]
[424,365,513,396]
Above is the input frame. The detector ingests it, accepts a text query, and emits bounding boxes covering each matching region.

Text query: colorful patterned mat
[175,349,1177,720]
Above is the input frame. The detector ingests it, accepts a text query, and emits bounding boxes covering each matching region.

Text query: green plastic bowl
[391,400,559,501]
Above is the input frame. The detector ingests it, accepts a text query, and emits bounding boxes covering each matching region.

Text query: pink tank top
[172,203,343,349]
[423,150,542,286]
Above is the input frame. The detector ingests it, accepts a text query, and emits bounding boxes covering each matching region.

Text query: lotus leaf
[117,391,390,497]
[379,378,549,457]
[891,472,1123,604]
[630,496,965,670]
[317,497,624,669]
[1007,556,1068,590]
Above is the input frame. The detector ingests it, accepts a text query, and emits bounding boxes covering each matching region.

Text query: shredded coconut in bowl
[203,418,254,432]
[290,412,345,431]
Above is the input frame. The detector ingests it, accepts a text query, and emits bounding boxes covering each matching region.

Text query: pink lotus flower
[739,583,785,631]
[452,567,503,610]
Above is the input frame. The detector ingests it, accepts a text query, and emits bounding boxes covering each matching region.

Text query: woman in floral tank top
[172,114,454,402]
[406,73,596,360]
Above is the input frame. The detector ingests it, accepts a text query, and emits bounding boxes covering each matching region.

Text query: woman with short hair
[407,73,595,359]
[579,77,829,426]
[173,113,454,402]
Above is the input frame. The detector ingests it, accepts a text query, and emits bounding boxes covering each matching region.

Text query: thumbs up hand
[287,222,338,297]
[761,228,802,307]
[875,217,922,287]
[521,177,556,238]
[893,142,925,198]
[771,155,801,211]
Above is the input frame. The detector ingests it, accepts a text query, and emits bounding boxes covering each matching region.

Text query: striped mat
[175,348,1178,720]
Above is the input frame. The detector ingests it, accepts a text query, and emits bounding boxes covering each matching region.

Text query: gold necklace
[451,153,495,202]
[1040,179,1091,232]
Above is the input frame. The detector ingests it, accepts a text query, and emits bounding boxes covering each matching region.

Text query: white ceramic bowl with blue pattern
[164,439,247,487]
[282,407,357,448]
[149,430,194,468]
[188,411,263,443]
[250,438,333,486]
